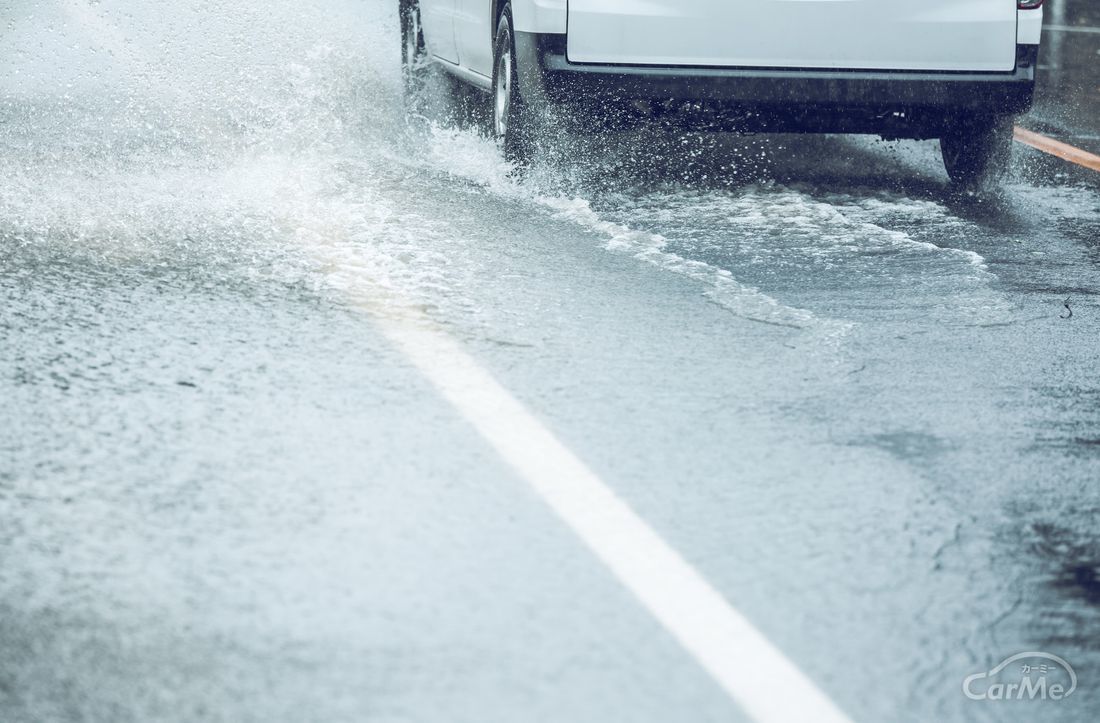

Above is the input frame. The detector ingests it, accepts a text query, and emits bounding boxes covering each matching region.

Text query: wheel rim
[494,46,512,139]
[403,5,422,69]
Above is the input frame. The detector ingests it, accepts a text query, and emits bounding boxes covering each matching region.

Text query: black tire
[400,0,429,107]
[940,116,1014,190]
[491,5,537,163]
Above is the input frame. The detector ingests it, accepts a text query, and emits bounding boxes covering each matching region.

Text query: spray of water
[1,0,1007,336]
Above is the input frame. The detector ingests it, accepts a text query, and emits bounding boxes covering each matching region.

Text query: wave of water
[0,0,1018,339]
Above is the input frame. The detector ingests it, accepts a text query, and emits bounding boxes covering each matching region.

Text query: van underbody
[516,34,1038,140]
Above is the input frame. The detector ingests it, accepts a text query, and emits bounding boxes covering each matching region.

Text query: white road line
[368,308,852,723]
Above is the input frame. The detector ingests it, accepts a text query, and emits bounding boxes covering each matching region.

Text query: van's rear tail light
[1018,0,1043,8]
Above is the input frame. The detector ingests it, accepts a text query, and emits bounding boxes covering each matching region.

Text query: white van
[401,1,1044,187]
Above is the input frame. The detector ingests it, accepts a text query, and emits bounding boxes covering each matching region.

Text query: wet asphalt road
[1032,1,1100,156]
[2,2,1100,722]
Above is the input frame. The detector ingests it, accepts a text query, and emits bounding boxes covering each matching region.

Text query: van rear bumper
[516,33,1037,136]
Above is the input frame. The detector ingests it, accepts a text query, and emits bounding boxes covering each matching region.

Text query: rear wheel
[492,5,536,163]
[940,117,1014,190]
[400,0,428,105]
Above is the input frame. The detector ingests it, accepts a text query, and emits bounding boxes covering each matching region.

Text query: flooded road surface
[2,2,1099,722]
